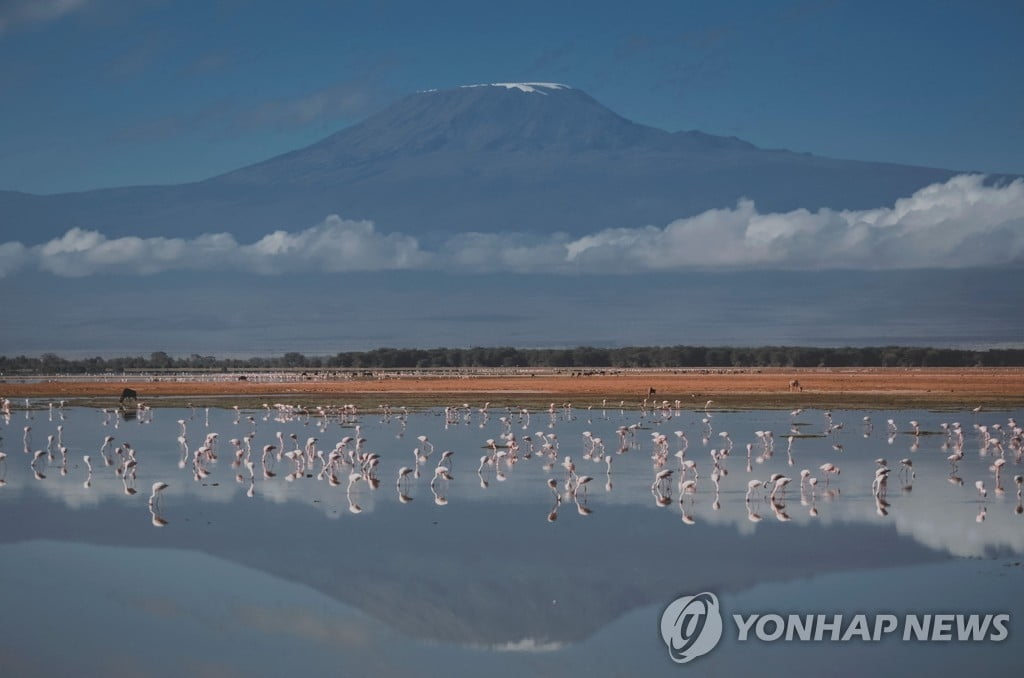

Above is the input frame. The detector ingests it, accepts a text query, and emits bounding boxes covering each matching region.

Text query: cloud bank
[24,216,427,277]
[2,175,1022,278]
[563,174,1024,270]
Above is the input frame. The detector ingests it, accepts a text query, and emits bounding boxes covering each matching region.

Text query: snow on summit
[460,82,570,94]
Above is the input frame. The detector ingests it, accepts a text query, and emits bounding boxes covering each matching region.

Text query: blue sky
[1,0,1022,194]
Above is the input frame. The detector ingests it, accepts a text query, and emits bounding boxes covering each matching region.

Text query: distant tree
[5,345,1024,372]
[281,352,307,368]
[149,351,172,369]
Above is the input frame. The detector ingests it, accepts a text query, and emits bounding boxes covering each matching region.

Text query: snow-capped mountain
[0,83,963,242]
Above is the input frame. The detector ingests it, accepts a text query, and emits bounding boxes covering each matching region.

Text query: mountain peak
[459,82,572,94]
[418,82,573,95]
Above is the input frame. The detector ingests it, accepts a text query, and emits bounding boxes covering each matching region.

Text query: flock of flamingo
[1,395,1022,527]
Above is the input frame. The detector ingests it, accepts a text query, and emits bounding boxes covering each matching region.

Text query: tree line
[2,346,1023,374]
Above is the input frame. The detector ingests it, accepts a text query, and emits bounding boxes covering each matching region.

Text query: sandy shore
[3,368,1023,409]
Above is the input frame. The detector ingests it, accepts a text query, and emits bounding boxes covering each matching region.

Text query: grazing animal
[119,388,138,404]
[789,379,802,392]
[647,387,656,397]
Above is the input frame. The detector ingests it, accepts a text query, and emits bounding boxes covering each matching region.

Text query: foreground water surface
[1,401,1021,676]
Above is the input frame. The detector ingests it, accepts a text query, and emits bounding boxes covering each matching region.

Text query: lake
[1,400,1021,676]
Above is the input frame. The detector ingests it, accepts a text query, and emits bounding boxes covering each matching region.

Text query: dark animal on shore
[119,388,138,404]
[648,387,656,397]
[789,379,802,392]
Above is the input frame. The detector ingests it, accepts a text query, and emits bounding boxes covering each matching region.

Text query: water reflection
[0,400,1022,673]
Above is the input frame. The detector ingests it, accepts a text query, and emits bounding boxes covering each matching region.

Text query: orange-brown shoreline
[4,368,1023,409]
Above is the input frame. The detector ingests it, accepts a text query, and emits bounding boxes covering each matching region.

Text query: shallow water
[1,402,1021,676]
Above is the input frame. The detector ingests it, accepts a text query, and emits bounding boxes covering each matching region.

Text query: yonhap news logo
[659,592,724,663]
[660,592,1010,665]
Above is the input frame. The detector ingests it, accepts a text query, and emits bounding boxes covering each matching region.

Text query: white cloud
[563,174,1024,270]
[35,227,223,277]
[19,217,428,278]
[241,216,429,272]
[2,175,1022,278]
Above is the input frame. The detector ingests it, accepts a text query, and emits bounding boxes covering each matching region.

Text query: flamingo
[396,466,413,487]
[562,455,576,480]
[948,448,964,469]
[745,479,762,502]
[872,468,890,497]
[819,463,840,485]
[430,466,452,489]
[899,458,915,479]
[769,476,792,502]
[680,459,698,479]
[991,458,1006,484]
[651,469,672,492]
[573,475,594,497]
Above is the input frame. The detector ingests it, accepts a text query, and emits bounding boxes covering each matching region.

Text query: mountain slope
[0,83,964,242]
